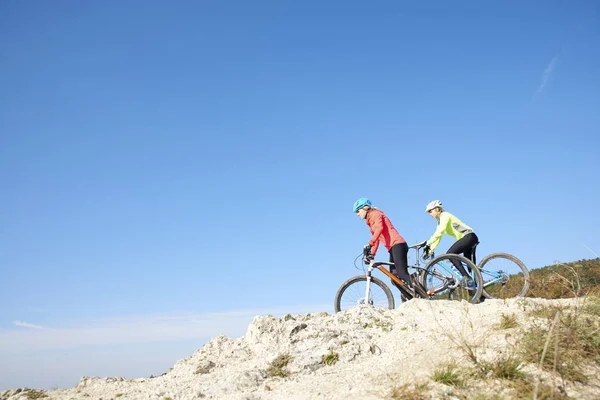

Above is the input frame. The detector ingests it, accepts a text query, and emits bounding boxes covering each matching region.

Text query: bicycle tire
[421,254,483,304]
[479,252,530,299]
[334,276,395,313]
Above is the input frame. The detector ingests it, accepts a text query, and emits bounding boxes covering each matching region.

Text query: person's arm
[368,212,384,256]
[426,213,449,252]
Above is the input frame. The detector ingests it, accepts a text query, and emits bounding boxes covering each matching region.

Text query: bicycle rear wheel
[421,254,483,304]
[334,276,395,313]
[479,253,529,299]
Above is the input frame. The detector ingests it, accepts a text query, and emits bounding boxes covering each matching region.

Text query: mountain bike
[334,242,483,313]
[472,244,530,299]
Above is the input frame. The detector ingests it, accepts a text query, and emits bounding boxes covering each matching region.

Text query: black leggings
[389,242,411,284]
[447,232,479,277]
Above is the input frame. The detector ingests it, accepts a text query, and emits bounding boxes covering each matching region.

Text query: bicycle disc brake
[498,270,509,285]
[358,298,374,306]
[446,277,459,289]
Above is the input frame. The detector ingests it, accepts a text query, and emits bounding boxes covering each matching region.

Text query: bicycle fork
[363,266,375,306]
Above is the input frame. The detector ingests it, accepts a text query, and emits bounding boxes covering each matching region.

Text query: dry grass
[387,382,429,400]
[510,379,570,400]
[195,360,216,375]
[476,354,525,380]
[527,303,568,320]
[520,299,600,383]
[266,353,293,378]
[426,292,597,399]
[437,305,488,365]
[583,296,600,317]
[498,313,519,329]
[431,361,464,387]
[22,389,48,400]
[380,284,599,399]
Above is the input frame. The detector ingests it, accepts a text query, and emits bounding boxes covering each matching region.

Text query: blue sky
[1,0,599,390]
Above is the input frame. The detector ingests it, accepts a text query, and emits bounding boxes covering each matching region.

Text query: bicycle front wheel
[479,253,529,299]
[334,276,395,313]
[421,254,483,304]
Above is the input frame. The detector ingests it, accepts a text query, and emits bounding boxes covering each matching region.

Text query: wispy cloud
[1,303,329,352]
[533,55,559,97]
[13,320,46,330]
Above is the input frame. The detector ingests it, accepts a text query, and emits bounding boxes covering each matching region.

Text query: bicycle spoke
[421,254,483,303]
[479,253,529,299]
[334,276,395,312]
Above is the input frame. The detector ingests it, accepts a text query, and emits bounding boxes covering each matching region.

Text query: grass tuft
[498,313,519,329]
[477,354,525,380]
[431,361,464,386]
[387,382,429,400]
[266,354,293,378]
[322,350,339,366]
[23,389,48,400]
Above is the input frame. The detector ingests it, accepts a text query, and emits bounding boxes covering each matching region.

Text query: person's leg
[447,233,478,277]
[462,233,479,265]
[464,234,484,300]
[389,243,411,283]
[389,243,413,299]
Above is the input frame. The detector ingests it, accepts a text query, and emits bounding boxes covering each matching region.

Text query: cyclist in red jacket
[353,198,421,298]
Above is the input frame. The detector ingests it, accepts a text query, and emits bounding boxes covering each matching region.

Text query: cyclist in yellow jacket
[423,200,479,278]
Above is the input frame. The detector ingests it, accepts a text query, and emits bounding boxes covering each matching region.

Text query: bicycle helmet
[353,198,372,213]
[425,200,443,213]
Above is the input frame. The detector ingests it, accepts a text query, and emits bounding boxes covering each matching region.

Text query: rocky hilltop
[2,297,599,399]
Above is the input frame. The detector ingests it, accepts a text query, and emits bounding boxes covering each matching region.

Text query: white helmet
[425,200,443,213]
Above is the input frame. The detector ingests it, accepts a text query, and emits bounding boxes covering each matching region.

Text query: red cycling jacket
[366,209,406,256]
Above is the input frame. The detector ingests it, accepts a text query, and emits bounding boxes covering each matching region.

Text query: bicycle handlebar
[358,240,433,268]
[362,246,374,264]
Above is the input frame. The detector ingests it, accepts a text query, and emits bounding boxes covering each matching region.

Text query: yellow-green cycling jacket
[426,211,474,252]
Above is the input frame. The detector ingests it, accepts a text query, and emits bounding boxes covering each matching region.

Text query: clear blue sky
[1,0,598,390]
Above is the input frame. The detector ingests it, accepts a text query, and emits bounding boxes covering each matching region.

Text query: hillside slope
[2,297,599,400]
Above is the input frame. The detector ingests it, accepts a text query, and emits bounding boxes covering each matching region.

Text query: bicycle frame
[464,247,509,289]
[363,245,426,301]
[479,268,508,287]
[464,250,509,288]
[429,259,468,282]
[350,244,482,309]
[411,246,479,297]
[364,260,414,300]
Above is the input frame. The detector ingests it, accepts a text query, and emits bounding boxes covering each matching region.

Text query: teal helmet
[353,198,372,213]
